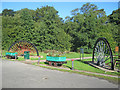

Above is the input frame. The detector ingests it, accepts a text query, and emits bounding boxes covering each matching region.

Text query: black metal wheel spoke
[8,41,39,56]
[92,37,114,70]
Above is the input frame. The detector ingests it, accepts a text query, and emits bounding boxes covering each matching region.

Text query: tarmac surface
[2,59,118,88]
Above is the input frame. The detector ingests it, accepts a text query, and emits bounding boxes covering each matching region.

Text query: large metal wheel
[92,37,114,70]
[8,41,39,56]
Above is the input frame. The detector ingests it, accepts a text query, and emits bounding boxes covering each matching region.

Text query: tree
[34,6,71,51]
[108,9,120,46]
[2,15,15,49]
[2,4,118,52]
[2,9,15,16]
[2,8,35,49]
[108,9,120,25]
[98,23,117,51]
[64,3,113,52]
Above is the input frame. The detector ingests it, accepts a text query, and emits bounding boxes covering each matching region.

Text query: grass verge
[38,60,119,76]
[63,60,119,76]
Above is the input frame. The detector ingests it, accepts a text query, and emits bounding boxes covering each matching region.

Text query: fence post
[38,56,40,64]
[118,38,120,72]
[15,54,17,60]
[71,59,74,70]
[1,50,2,59]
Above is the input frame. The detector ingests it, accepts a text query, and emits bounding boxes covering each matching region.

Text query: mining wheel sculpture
[92,37,114,70]
[8,41,39,56]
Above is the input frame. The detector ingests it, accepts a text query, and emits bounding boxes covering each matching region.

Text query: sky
[1,1,119,19]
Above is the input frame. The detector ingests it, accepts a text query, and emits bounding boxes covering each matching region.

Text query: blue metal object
[8,40,39,56]
[6,52,18,56]
[6,52,18,59]
[46,56,66,62]
[38,56,40,64]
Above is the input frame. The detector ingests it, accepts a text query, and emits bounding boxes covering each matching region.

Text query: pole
[80,51,81,60]
[80,48,84,60]
[118,46,120,72]
[82,48,84,60]
[71,59,74,70]
[38,56,40,64]
[1,50,2,59]
[15,54,17,60]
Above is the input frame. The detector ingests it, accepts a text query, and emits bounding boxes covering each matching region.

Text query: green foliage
[63,60,118,75]
[64,3,118,52]
[2,9,15,16]
[2,3,118,53]
[108,9,120,46]
[2,6,71,51]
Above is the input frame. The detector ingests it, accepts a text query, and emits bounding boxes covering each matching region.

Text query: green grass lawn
[37,59,119,76]
[62,52,92,58]
[2,49,119,77]
[1,50,8,56]
[33,58,119,76]
[1,50,92,58]
[2,50,119,72]
[17,57,25,61]
[63,60,119,75]
[21,53,119,76]
[30,52,92,60]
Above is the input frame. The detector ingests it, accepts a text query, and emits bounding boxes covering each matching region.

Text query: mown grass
[63,60,119,76]
[31,57,118,76]
[1,50,92,58]
[1,50,8,56]
[2,50,119,76]
[37,60,119,76]
[18,52,92,60]
[36,52,92,60]
[62,52,92,58]
[17,57,25,61]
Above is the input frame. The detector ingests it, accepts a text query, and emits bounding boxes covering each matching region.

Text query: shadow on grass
[42,62,63,67]
[76,60,100,69]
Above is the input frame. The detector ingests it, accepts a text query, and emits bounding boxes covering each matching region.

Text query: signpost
[115,46,119,56]
[80,48,84,60]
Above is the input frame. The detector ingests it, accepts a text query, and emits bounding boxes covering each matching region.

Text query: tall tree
[108,9,120,46]
[65,3,111,52]
[34,6,71,51]
[2,9,15,16]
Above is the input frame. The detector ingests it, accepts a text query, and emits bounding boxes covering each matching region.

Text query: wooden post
[54,62,57,67]
[37,56,40,64]
[71,59,74,70]
[15,54,17,60]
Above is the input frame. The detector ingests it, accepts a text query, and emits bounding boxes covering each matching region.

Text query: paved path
[2,59,118,88]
